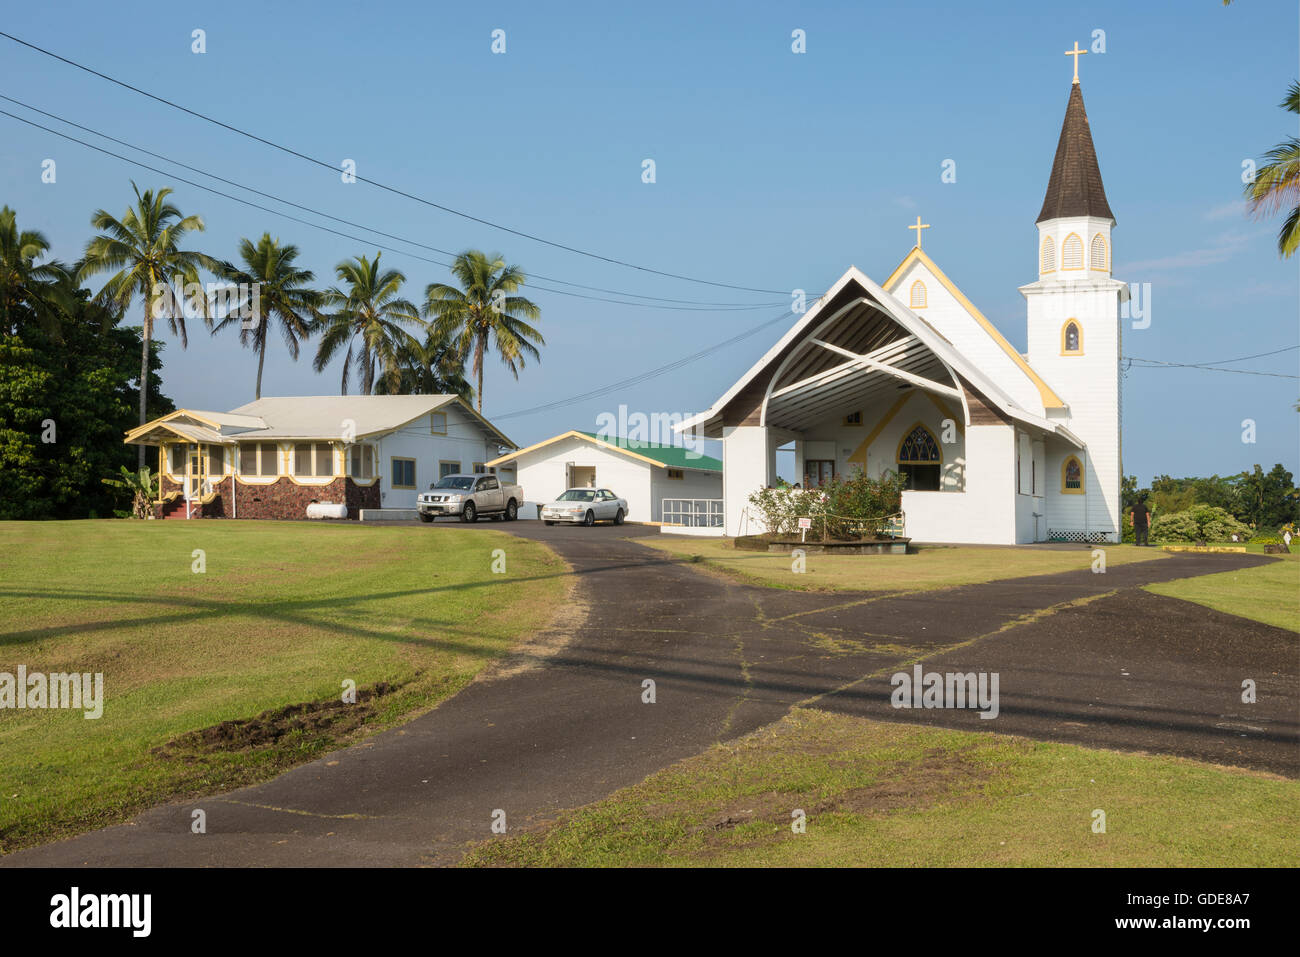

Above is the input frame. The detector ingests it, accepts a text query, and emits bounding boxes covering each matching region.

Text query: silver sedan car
[541,488,628,526]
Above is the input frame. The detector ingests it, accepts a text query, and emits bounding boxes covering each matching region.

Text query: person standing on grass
[1131,495,1151,546]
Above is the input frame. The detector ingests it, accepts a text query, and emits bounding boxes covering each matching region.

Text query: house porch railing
[662,498,724,527]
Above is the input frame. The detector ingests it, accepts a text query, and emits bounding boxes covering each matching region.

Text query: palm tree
[423,251,543,412]
[375,325,473,399]
[212,234,325,400]
[1245,81,1300,258]
[313,252,422,395]
[0,206,71,333]
[78,183,218,465]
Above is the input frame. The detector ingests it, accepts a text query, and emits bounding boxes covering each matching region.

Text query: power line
[1176,344,1297,367]
[2,104,805,422]
[1124,354,1298,379]
[0,96,783,311]
[0,30,787,295]
[494,306,809,421]
[0,107,777,313]
[10,69,1289,411]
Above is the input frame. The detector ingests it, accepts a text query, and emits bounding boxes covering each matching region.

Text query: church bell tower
[1022,43,1125,542]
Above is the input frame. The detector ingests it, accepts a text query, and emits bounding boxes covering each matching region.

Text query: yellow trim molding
[896,421,943,465]
[392,456,418,489]
[1061,454,1085,494]
[1061,232,1084,271]
[909,279,927,309]
[882,247,1066,410]
[236,440,282,479]
[924,393,964,434]
[345,442,377,482]
[485,429,669,470]
[1089,232,1108,271]
[124,409,223,442]
[1061,319,1084,355]
[291,441,338,481]
[846,391,912,469]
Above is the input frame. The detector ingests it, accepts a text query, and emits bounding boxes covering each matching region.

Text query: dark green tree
[1234,464,1300,530]
[0,279,173,519]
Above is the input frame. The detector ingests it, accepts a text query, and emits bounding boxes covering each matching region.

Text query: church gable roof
[1036,83,1115,224]
[677,266,1076,445]
[882,247,1066,410]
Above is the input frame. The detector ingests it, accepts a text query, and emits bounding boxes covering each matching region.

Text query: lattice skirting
[1047,528,1114,544]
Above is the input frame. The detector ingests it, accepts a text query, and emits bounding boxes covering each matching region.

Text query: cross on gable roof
[676,265,1081,448]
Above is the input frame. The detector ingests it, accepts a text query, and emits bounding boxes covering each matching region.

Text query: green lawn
[462,708,1299,868]
[0,520,567,853]
[1146,552,1298,632]
[641,536,1168,593]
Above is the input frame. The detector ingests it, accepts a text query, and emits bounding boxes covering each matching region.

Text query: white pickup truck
[417,473,523,523]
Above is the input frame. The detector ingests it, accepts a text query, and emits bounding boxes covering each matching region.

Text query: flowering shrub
[748,472,905,539]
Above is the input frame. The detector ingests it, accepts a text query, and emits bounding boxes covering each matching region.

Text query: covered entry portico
[125,415,239,518]
[679,267,1084,543]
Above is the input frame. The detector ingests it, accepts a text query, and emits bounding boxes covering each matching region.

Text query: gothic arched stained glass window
[1062,455,1083,493]
[896,425,942,491]
[1063,320,1081,353]
[898,426,940,464]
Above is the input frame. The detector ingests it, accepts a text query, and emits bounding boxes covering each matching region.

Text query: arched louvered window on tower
[909,279,927,309]
[1090,233,1108,271]
[1062,233,1084,270]
[1040,235,1056,273]
[896,424,942,491]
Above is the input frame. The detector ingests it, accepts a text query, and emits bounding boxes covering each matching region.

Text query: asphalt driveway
[4,524,1294,867]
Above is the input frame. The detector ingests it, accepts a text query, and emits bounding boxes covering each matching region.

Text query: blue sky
[1,0,1296,483]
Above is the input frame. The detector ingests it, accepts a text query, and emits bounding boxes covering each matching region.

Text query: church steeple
[1036,83,1115,225]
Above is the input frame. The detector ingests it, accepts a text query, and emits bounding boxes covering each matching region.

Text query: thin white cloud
[1204,200,1247,222]
[1119,230,1253,273]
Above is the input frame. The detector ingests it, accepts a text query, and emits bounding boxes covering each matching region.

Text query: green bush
[1150,506,1252,544]
[746,485,810,536]
[747,472,905,539]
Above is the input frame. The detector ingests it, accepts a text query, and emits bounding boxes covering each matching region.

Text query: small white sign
[797,517,812,529]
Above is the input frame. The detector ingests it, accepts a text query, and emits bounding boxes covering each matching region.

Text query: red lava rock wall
[154,475,380,520]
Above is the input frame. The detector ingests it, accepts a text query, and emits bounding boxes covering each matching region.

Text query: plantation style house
[125,395,516,520]
[679,75,1124,544]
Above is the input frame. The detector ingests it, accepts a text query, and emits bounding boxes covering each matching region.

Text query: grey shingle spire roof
[1036,83,1115,225]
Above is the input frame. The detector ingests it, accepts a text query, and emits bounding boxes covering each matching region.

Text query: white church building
[680,69,1124,545]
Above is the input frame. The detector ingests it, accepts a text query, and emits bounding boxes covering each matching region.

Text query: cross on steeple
[1064,41,1087,84]
[908,216,931,249]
